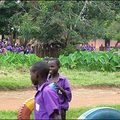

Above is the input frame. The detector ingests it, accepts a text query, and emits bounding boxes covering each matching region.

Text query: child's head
[43,57,50,63]
[30,61,49,85]
[48,58,60,76]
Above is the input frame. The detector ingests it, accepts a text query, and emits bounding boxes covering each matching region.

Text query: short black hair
[43,57,50,63]
[49,58,61,68]
[31,61,49,79]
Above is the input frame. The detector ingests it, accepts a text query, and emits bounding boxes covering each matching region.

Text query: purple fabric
[16,47,21,53]
[106,47,110,51]
[7,40,11,45]
[47,74,72,110]
[6,45,13,51]
[34,82,60,120]
[1,42,5,47]
[0,49,2,53]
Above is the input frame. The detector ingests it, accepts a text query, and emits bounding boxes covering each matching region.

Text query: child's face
[48,60,59,76]
[30,69,38,85]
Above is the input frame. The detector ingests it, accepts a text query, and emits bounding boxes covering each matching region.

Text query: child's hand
[54,82,68,99]
[54,82,63,91]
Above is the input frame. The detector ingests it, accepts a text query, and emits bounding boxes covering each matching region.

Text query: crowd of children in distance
[76,42,120,51]
[76,43,96,51]
[30,57,72,120]
[0,38,34,54]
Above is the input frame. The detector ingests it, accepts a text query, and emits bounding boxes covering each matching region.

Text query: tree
[0,0,29,40]
[2,0,120,56]
[18,1,120,44]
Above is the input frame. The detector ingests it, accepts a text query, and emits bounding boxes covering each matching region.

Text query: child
[48,58,72,120]
[30,61,61,119]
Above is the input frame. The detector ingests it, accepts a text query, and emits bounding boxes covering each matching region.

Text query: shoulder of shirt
[37,82,49,92]
[59,74,68,81]
[43,85,56,94]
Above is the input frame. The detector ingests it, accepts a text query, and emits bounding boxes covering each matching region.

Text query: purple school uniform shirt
[16,47,21,53]
[6,45,13,51]
[0,49,2,53]
[34,82,60,120]
[47,74,72,110]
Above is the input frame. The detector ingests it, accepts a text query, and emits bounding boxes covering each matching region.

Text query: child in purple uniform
[48,58,72,120]
[30,61,61,120]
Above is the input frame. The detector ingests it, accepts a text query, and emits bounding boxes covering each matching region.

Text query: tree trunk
[105,39,110,47]
[2,34,4,40]
[115,41,120,47]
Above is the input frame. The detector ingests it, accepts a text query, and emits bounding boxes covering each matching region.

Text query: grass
[1,105,120,119]
[67,104,120,119]
[0,111,17,119]
[0,67,120,118]
[0,67,120,90]
[0,67,31,90]
[60,68,120,87]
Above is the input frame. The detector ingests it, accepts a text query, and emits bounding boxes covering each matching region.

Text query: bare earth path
[1,87,120,110]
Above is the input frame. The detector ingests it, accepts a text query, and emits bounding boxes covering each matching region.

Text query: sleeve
[63,78,72,102]
[43,90,59,117]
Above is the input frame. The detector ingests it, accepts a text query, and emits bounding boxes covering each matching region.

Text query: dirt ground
[1,87,120,111]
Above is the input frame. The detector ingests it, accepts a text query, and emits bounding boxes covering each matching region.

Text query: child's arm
[55,83,68,99]
[43,90,61,119]
[56,78,72,102]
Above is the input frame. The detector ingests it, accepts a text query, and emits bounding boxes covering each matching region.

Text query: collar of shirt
[47,73,65,82]
[37,82,49,92]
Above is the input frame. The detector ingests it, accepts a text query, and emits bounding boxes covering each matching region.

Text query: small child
[48,58,72,120]
[30,61,61,119]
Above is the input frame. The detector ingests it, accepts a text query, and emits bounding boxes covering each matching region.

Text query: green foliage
[1,1,120,45]
[2,1,120,45]
[18,1,120,45]
[59,51,120,72]
[0,1,28,35]
[19,13,38,42]
[59,44,76,56]
[106,20,120,40]
[0,50,120,72]
[0,51,119,72]
[114,33,120,41]
[0,51,41,67]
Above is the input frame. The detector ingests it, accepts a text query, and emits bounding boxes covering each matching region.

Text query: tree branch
[74,0,89,28]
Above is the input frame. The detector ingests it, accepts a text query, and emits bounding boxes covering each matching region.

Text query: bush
[59,44,76,56]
